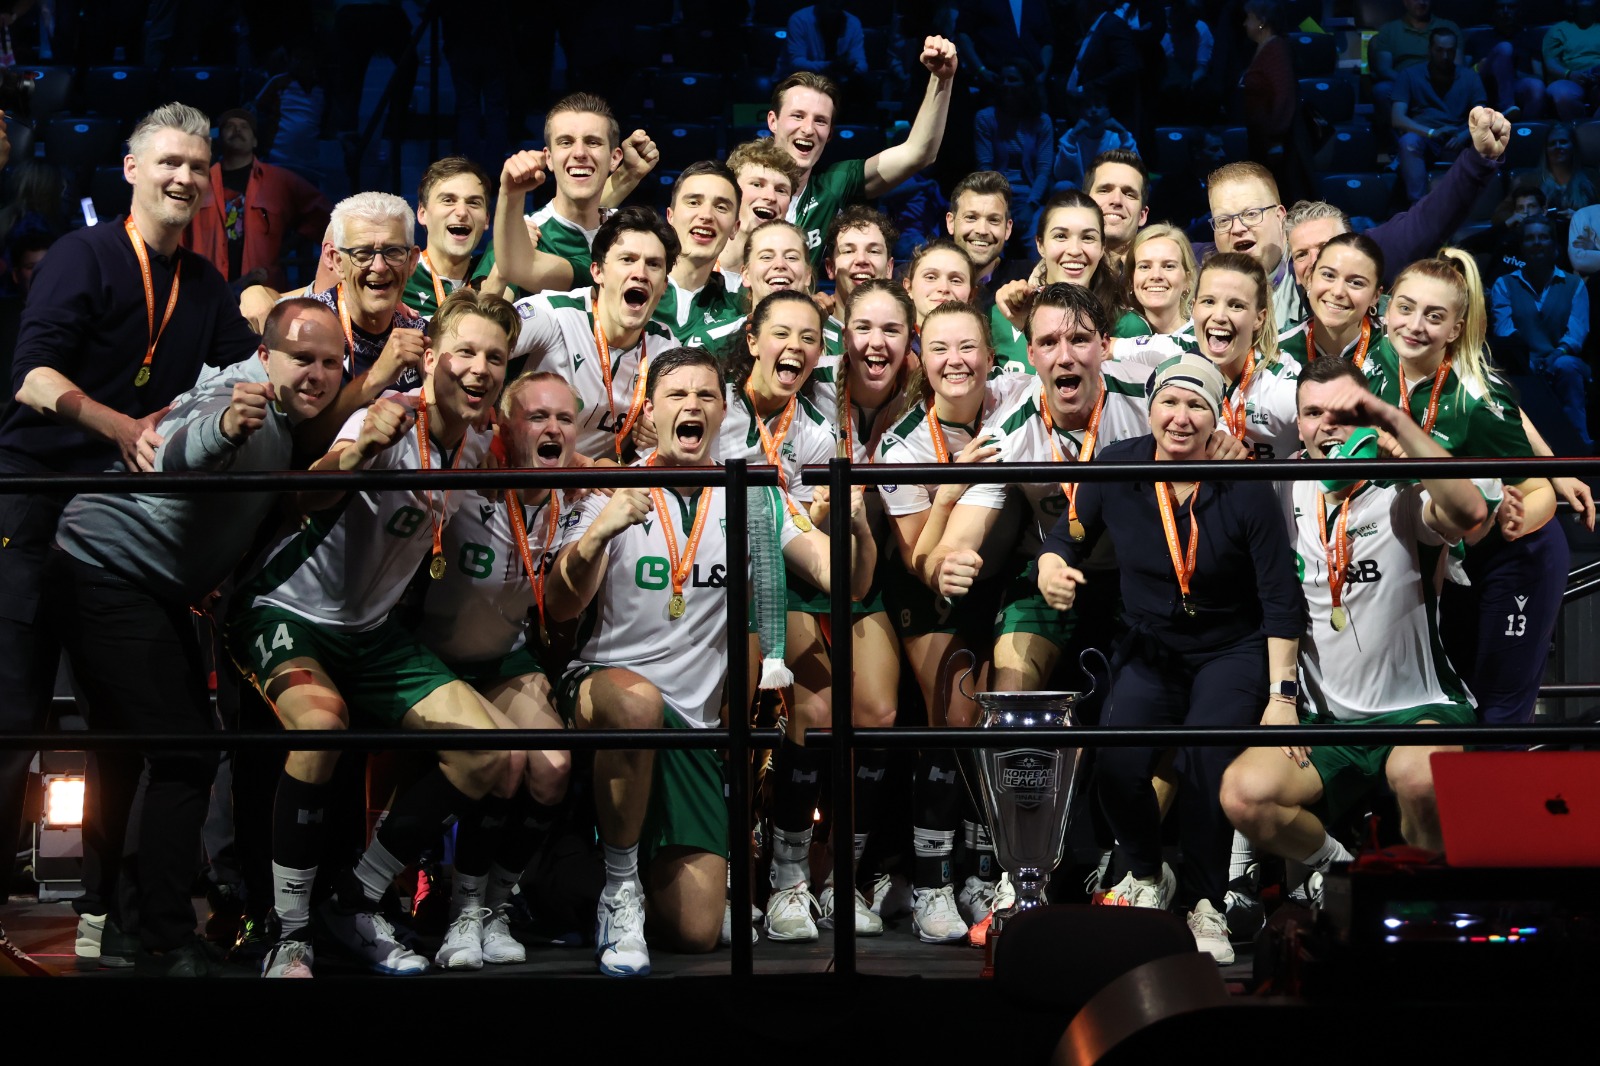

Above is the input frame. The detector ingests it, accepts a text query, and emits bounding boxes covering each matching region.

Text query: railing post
[827,456,856,977]
[725,459,753,976]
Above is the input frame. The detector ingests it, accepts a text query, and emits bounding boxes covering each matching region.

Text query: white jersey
[241,390,493,632]
[418,489,564,663]
[717,383,837,505]
[511,287,678,461]
[1279,476,1472,721]
[875,375,1033,517]
[808,354,904,462]
[559,478,802,726]
[1110,331,1190,367]
[959,362,1153,552]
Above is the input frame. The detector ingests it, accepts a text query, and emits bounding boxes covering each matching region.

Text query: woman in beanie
[1035,352,1304,964]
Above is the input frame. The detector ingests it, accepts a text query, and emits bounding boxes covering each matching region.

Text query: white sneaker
[911,885,969,944]
[719,901,761,946]
[818,881,884,936]
[1102,864,1176,910]
[1188,899,1235,964]
[316,899,429,975]
[596,884,650,977]
[74,912,104,968]
[435,906,489,970]
[869,872,913,919]
[957,873,1017,925]
[480,904,526,964]
[261,938,314,978]
[765,881,820,942]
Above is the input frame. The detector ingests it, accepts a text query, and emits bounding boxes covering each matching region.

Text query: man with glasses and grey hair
[1203,105,1512,328]
[0,101,259,966]
[301,191,428,447]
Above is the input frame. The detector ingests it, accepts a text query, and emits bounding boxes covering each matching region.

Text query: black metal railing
[4,453,1600,977]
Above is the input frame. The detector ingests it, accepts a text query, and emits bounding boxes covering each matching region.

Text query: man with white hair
[0,101,259,960]
[301,191,428,445]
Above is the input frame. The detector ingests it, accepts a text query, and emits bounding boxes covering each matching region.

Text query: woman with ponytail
[1364,248,1569,730]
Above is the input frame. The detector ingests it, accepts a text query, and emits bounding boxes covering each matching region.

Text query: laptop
[1432,751,1600,867]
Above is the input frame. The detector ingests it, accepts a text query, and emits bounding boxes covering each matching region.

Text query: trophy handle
[950,647,979,702]
[1077,647,1110,702]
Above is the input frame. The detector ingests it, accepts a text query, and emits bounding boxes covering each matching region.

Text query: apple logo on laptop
[1545,795,1570,816]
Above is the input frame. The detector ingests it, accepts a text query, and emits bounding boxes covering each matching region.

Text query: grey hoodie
[56,353,300,604]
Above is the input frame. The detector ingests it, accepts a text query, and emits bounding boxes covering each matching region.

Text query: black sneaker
[136,936,227,978]
[97,918,139,970]
[227,913,277,967]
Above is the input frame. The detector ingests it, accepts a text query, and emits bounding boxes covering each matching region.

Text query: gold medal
[1068,518,1085,540]
[668,593,686,620]
[1330,605,1348,632]
[1182,596,1198,618]
[429,553,446,580]
[134,366,151,387]
[793,509,813,533]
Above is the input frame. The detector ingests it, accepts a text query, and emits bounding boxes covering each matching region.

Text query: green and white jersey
[559,477,802,726]
[401,256,470,320]
[822,314,844,357]
[717,384,837,505]
[1278,477,1473,721]
[510,287,677,461]
[1109,331,1192,366]
[809,354,904,462]
[470,204,611,298]
[1114,311,1197,343]
[240,389,494,632]
[789,159,868,274]
[1362,345,1534,465]
[652,274,746,349]
[1277,319,1382,366]
[875,374,1033,518]
[419,489,563,663]
[989,305,1032,377]
[960,362,1152,552]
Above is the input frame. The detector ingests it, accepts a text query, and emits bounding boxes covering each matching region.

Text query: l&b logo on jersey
[634,556,727,590]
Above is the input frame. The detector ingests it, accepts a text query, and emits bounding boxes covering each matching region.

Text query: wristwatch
[1270,680,1299,700]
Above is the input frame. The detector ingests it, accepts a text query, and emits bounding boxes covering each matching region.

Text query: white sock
[485,863,522,910]
[272,862,317,938]
[451,871,487,916]
[1229,829,1256,883]
[852,832,870,864]
[770,826,812,889]
[1303,832,1354,873]
[602,843,640,896]
[352,837,405,905]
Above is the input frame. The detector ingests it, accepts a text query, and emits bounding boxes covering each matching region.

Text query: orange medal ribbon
[1041,382,1106,529]
[1398,353,1454,437]
[748,382,809,524]
[415,399,462,579]
[594,317,649,461]
[1316,483,1365,632]
[646,451,714,619]
[421,250,449,311]
[506,489,560,644]
[1155,481,1201,617]
[1308,316,1371,368]
[335,284,358,377]
[1219,348,1258,441]
[125,216,181,387]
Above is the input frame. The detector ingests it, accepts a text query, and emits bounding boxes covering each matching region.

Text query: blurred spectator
[880,171,947,260]
[1478,0,1548,117]
[1491,215,1592,448]
[1057,0,1142,128]
[257,47,327,183]
[443,2,516,168]
[1480,180,1551,261]
[974,59,1054,246]
[1371,0,1464,145]
[1539,121,1598,215]
[1162,129,1229,238]
[330,1,416,136]
[1568,195,1600,272]
[784,2,869,81]
[1393,28,1487,204]
[958,0,1054,89]
[1544,0,1600,121]
[1240,0,1314,205]
[1161,0,1218,124]
[181,108,333,290]
[1051,89,1137,189]
[0,162,67,244]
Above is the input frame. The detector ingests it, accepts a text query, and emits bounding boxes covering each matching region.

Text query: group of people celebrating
[0,34,1588,981]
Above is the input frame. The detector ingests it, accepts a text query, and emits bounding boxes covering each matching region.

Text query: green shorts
[228,607,459,726]
[882,552,1001,640]
[787,550,889,618]
[1306,701,1476,824]
[992,560,1076,647]
[445,644,545,689]
[556,665,728,863]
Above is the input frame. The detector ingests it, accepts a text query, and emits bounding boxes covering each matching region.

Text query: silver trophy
[956,649,1103,972]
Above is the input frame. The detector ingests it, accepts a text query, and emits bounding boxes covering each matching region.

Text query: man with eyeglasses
[1205,107,1511,327]
[301,191,428,449]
